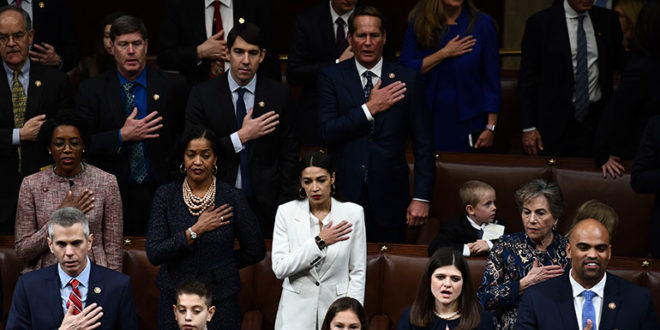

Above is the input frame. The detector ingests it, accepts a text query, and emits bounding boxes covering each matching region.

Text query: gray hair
[0,6,32,31]
[515,179,564,219]
[48,207,90,240]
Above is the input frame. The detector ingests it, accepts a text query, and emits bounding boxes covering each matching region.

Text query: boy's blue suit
[515,273,659,330]
[7,263,138,330]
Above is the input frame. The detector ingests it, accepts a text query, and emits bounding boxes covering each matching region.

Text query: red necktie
[15,0,21,8]
[210,0,225,78]
[67,279,83,315]
[336,18,346,53]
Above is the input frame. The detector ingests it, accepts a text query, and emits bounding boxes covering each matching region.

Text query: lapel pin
[94,287,101,294]
[608,302,616,310]
[35,80,41,87]
[38,2,45,8]
[42,187,48,192]
[153,94,160,101]
[258,101,265,108]
[238,18,245,24]
[388,73,395,79]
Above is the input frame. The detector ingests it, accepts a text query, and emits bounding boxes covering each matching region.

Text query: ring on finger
[220,216,224,221]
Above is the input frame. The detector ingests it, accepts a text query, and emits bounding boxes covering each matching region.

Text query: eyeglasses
[0,31,27,45]
[51,139,83,151]
[114,40,145,50]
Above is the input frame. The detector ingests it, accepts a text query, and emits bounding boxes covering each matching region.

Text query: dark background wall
[70,0,504,58]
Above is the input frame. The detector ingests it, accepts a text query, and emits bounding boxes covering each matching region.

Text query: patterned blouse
[476,230,569,329]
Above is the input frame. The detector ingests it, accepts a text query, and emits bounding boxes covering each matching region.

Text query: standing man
[515,218,659,329]
[519,0,623,157]
[287,0,357,146]
[77,15,189,236]
[318,6,435,243]
[0,5,72,234]
[7,207,138,329]
[158,0,280,86]
[186,22,299,238]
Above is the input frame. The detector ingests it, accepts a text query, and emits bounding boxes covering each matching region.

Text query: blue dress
[399,7,501,152]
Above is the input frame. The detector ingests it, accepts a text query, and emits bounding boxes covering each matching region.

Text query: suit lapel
[86,264,105,307]
[318,198,341,278]
[322,6,341,58]
[145,67,162,160]
[293,200,320,280]
[105,70,124,123]
[556,6,574,85]
[0,65,13,123]
[26,63,44,119]
[218,75,239,131]
[342,62,366,111]
[193,0,208,43]
[557,274,581,329]
[599,273,620,329]
[49,266,65,322]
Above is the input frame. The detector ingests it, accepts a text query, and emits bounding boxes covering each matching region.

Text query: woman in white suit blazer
[272,151,367,330]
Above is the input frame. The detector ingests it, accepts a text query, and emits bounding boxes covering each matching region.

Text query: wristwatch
[315,236,326,250]
[485,124,496,132]
[188,227,198,240]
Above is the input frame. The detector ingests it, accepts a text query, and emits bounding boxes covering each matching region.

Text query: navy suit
[515,273,659,330]
[318,59,434,242]
[7,263,138,330]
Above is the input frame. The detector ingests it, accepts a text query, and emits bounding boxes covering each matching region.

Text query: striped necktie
[67,278,83,315]
[12,70,26,173]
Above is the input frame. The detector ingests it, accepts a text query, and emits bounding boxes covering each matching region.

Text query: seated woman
[321,297,368,330]
[272,151,367,330]
[477,179,570,329]
[146,127,265,330]
[15,113,122,273]
[398,247,493,330]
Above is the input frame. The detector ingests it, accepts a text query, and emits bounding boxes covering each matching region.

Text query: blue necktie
[122,82,148,183]
[363,71,373,101]
[581,290,597,330]
[594,0,608,8]
[574,15,589,123]
[236,88,253,196]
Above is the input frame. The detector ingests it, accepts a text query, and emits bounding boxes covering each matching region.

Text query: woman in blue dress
[400,0,501,152]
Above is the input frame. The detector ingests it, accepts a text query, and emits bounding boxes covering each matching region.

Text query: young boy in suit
[428,180,502,256]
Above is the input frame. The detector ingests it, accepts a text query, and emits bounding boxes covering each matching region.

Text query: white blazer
[272,198,367,330]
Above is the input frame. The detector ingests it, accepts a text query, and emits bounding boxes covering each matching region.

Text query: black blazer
[318,59,435,228]
[515,272,659,329]
[185,73,299,221]
[0,0,81,72]
[427,216,502,256]
[157,0,281,86]
[518,4,623,149]
[75,66,189,188]
[0,62,72,176]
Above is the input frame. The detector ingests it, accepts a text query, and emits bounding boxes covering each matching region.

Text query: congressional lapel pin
[388,73,395,79]
[38,2,45,8]
[238,17,245,24]
[42,187,48,192]
[94,287,101,294]
[153,94,160,101]
[608,302,616,310]
[258,101,265,108]
[34,80,42,87]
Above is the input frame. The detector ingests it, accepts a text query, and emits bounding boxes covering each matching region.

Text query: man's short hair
[0,5,31,31]
[48,207,90,240]
[459,180,495,208]
[227,21,263,51]
[176,280,213,307]
[110,15,147,42]
[347,6,387,35]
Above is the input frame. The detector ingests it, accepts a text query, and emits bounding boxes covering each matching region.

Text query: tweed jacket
[14,164,122,273]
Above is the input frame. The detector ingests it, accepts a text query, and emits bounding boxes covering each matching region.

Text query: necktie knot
[577,14,586,24]
[70,278,80,289]
[581,289,595,300]
[212,0,220,9]
[122,81,136,95]
[237,87,247,99]
[336,17,344,26]
[13,70,19,81]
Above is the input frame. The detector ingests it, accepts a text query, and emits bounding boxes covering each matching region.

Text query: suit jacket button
[315,281,320,286]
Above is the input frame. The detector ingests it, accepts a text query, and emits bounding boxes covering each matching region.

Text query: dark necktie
[12,70,25,173]
[363,71,374,101]
[210,0,224,78]
[581,290,597,330]
[477,227,484,239]
[15,0,21,8]
[336,17,346,53]
[236,88,253,196]
[574,15,589,123]
[67,279,83,315]
[122,81,148,183]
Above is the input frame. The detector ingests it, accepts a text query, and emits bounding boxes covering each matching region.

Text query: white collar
[570,270,607,299]
[228,72,257,94]
[58,257,92,289]
[354,57,383,78]
[466,215,485,230]
[205,0,231,9]
[564,0,589,18]
[329,1,354,26]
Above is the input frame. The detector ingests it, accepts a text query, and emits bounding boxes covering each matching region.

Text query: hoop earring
[331,183,336,196]
[179,164,186,174]
[212,164,218,175]
[298,187,306,199]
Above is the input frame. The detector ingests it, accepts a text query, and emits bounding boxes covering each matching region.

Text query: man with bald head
[515,219,658,329]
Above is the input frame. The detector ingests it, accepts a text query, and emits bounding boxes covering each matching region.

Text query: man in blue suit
[515,218,659,330]
[7,207,138,330]
[318,6,434,243]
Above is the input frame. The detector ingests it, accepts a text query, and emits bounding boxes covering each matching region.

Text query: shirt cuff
[12,128,20,145]
[463,244,470,257]
[230,132,244,153]
[522,127,537,133]
[412,198,430,203]
[486,240,493,250]
[361,104,374,122]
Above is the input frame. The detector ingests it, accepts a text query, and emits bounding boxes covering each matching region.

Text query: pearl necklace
[433,310,460,320]
[182,176,216,216]
[52,162,87,180]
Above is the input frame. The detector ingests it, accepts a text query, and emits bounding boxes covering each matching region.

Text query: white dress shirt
[461,216,494,257]
[205,0,233,72]
[228,73,256,190]
[569,271,607,330]
[329,1,353,42]
[354,58,382,122]
[564,0,601,103]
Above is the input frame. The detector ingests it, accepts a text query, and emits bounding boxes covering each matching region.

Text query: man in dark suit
[7,207,138,329]
[158,0,280,86]
[0,5,72,234]
[1,0,80,72]
[287,0,357,146]
[77,15,189,236]
[515,218,659,330]
[186,22,299,238]
[519,0,623,157]
[318,6,434,243]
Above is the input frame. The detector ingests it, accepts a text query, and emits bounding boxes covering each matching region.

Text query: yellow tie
[12,70,26,173]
